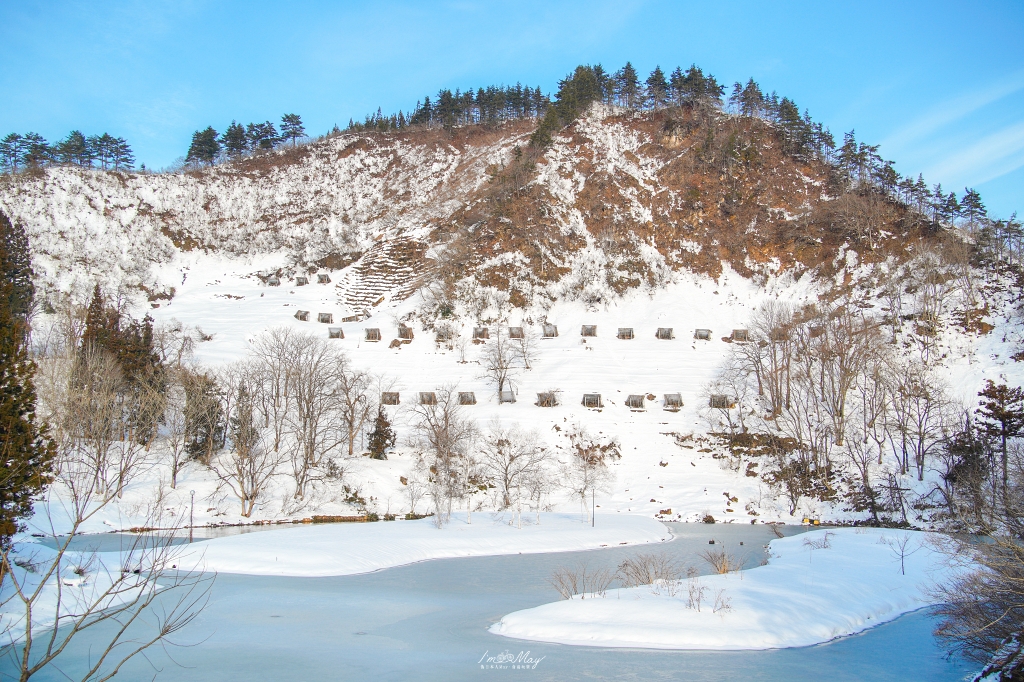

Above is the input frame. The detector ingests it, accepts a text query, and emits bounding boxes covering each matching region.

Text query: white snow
[187,512,670,577]
[490,528,961,650]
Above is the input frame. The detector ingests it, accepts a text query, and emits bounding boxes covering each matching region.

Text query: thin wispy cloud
[881,69,1024,154]
[923,120,1024,189]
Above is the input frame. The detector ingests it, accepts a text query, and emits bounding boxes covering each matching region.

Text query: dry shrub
[616,551,681,587]
[549,560,614,600]
[700,548,740,574]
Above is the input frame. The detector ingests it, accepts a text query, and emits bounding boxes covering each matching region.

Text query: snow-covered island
[491,528,961,650]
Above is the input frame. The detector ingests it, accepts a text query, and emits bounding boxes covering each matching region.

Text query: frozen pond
[7,522,972,681]
[34,522,292,553]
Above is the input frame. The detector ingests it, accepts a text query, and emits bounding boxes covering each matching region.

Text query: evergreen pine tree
[186,127,220,166]
[184,372,223,465]
[222,121,247,157]
[82,283,117,353]
[112,137,135,170]
[960,188,986,225]
[245,122,278,151]
[367,406,396,460]
[0,211,55,550]
[668,67,685,106]
[645,66,669,109]
[0,212,35,320]
[614,62,640,108]
[977,380,1024,492]
[739,78,764,117]
[21,133,50,167]
[55,131,91,166]
[280,114,305,146]
[0,133,25,172]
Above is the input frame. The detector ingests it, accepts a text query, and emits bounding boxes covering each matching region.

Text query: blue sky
[2,0,1021,217]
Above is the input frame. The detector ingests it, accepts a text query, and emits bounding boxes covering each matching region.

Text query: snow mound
[490,528,960,650]
[190,513,670,577]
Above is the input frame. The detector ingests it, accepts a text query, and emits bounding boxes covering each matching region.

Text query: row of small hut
[291,313,750,344]
[266,274,332,286]
[377,391,733,409]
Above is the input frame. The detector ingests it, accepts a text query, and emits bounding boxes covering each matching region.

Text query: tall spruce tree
[0,211,55,550]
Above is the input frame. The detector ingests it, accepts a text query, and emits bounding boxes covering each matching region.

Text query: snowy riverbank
[490,528,962,650]
[187,512,671,577]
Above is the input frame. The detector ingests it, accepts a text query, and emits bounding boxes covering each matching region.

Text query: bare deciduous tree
[886,360,952,480]
[513,325,539,370]
[479,329,519,399]
[560,425,620,524]
[161,375,188,489]
[411,385,477,527]
[0,462,212,681]
[283,333,348,499]
[212,372,286,517]
[478,420,548,528]
[336,363,373,457]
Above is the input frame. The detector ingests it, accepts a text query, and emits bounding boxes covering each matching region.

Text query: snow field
[141,253,817,526]
[31,242,1021,535]
[490,528,961,650]
[185,512,671,577]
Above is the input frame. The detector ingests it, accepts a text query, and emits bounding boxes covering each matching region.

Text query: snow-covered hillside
[0,125,524,299]
[5,107,1022,534]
